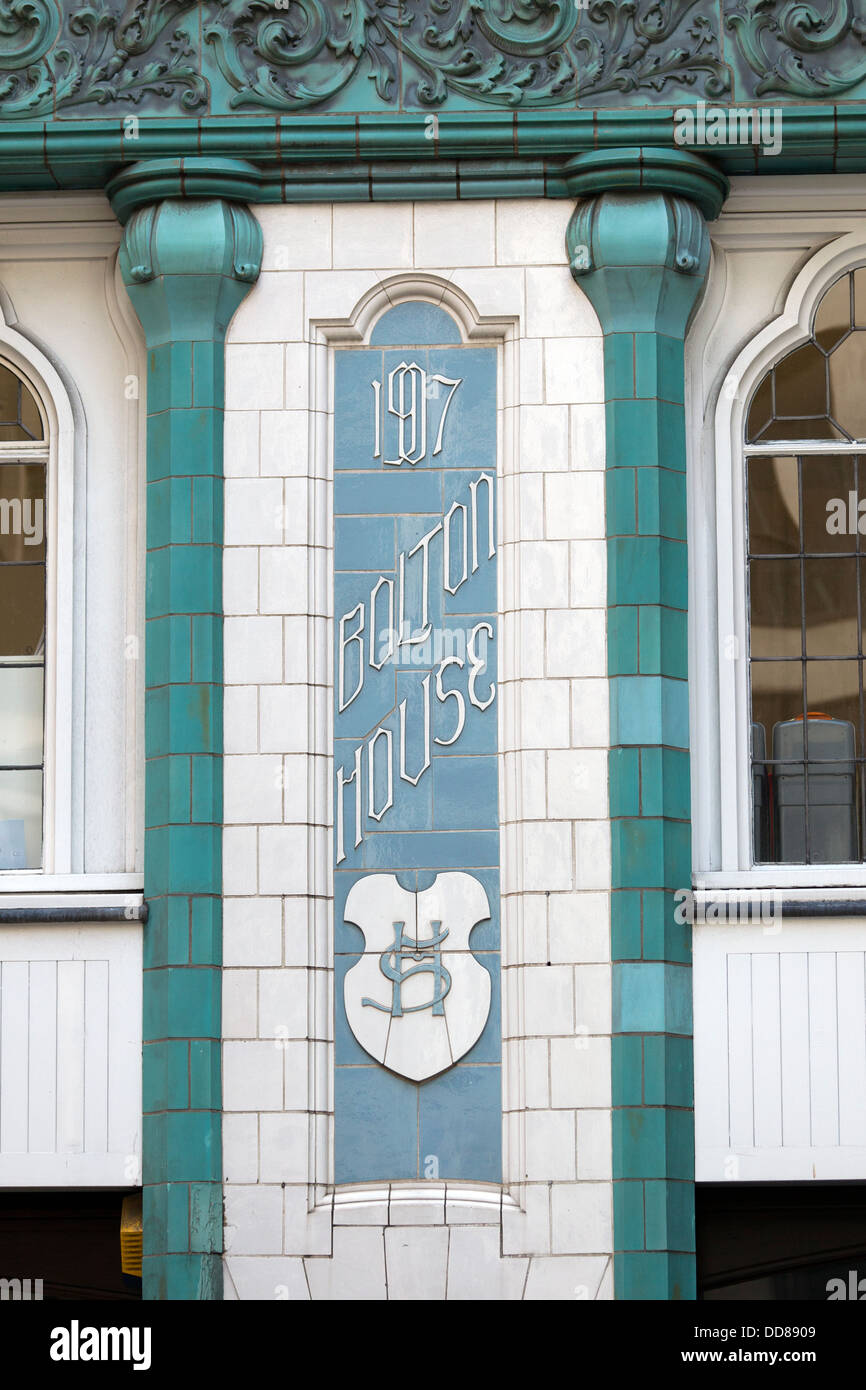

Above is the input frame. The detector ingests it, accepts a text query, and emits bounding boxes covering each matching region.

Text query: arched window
[745,271,866,864]
[0,360,46,869]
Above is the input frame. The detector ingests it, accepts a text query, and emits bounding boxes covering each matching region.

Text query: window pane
[746,373,773,442]
[816,272,852,349]
[750,559,802,657]
[774,344,828,419]
[758,416,845,443]
[0,363,43,442]
[805,659,861,731]
[747,455,799,554]
[0,464,46,562]
[751,660,804,741]
[804,557,858,656]
[0,566,44,656]
[0,666,43,766]
[802,454,857,553]
[854,269,866,328]
[827,331,866,440]
[0,768,42,868]
[773,714,858,864]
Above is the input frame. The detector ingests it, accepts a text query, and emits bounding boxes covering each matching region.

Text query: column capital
[564,148,727,338]
[118,195,263,345]
[106,156,263,226]
[563,146,729,224]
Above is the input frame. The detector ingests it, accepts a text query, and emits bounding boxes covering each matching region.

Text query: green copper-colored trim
[568,157,714,1300]
[107,157,263,225]
[562,148,729,224]
[120,198,263,1301]
[3,107,866,202]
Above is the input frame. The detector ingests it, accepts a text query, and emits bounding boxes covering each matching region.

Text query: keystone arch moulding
[704,228,866,885]
[299,270,553,1233]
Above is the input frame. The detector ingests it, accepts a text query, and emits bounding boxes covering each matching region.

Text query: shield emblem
[343,871,492,1082]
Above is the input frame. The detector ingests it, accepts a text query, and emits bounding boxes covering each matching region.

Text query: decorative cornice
[3,2,866,121]
[105,155,263,222]
[563,147,730,223]
[7,108,866,205]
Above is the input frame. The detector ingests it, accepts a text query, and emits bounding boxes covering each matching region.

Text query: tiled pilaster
[566,156,727,1300]
[118,194,263,1299]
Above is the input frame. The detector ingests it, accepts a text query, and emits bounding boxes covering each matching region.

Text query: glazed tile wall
[221,200,613,1300]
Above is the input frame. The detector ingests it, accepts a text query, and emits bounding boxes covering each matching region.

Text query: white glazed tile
[223,1255,309,1300]
[495,198,571,267]
[333,205,412,268]
[231,271,304,343]
[259,826,310,895]
[305,1227,387,1301]
[576,1110,613,1181]
[548,892,610,965]
[223,1041,283,1113]
[222,1113,258,1185]
[223,686,258,755]
[524,1109,576,1181]
[224,755,283,825]
[259,1112,309,1183]
[224,1183,283,1256]
[257,204,333,271]
[224,616,283,684]
[414,202,495,268]
[222,969,258,1041]
[526,267,601,339]
[226,344,285,410]
[550,1036,611,1109]
[524,1255,609,1301]
[384,1226,449,1300]
[223,896,282,966]
[283,1186,332,1255]
[546,748,609,819]
[518,404,569,473]
[522,963,574,1035]
[544,471,605,541]
[446,1227,528,1300]
[544,338,605,406]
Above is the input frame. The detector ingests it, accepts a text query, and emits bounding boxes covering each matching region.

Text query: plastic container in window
[752,722,770,862]
[772,715,857,863]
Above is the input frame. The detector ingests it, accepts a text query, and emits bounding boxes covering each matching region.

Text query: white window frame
[709,229,866,888]
[0,322,75,877]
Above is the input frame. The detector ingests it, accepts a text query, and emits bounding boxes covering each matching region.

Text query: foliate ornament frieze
[203,0,732,110]
[2,1,865,119]
[0,0,206,117]
[726,0,866,99]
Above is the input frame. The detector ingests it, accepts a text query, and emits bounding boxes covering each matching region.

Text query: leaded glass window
[746,272,866,864]
[0,361,46,869]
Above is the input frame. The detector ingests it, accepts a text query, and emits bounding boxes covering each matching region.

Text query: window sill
[696,868,866,891]
[691,882,866,922]
[0,873,145,923]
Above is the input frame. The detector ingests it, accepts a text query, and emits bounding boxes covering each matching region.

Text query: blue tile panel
[333,303,501,1184]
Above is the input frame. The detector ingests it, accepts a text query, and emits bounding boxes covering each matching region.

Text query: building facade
[2,1,866,1301]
